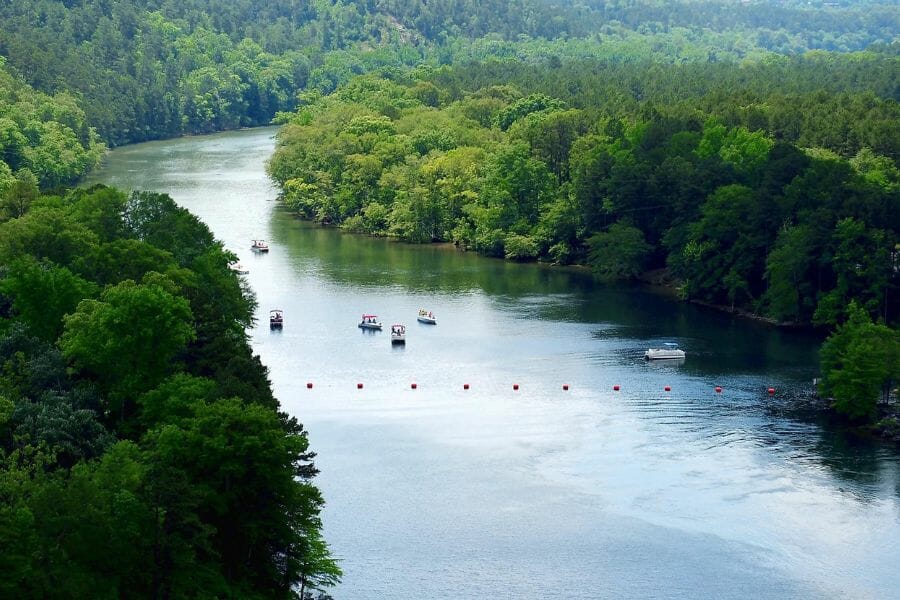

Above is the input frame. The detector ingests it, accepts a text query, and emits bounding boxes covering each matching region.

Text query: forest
[0,0,897,595]
[268,62,898,326]
[0,185,339,598]
[0,0,896,149]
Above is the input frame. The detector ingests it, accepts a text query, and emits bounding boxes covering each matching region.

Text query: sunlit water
[85,127,900,599]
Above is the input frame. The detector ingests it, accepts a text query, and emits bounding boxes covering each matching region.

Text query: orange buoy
[664,385,671,392]
[307,382,313,389]
[357,383,363,389]
[563,384,569,391]
[613,385,620,391]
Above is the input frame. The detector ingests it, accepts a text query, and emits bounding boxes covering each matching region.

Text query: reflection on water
[85,126,900,600]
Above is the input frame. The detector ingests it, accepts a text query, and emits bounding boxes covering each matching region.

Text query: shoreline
[287,213,819,330]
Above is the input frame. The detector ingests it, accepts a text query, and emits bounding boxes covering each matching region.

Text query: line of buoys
[302,383,764,395]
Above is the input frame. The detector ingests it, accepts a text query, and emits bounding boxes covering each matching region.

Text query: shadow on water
[760,390,900,500]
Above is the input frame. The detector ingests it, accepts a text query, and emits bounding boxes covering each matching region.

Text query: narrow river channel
[85,127,900,599]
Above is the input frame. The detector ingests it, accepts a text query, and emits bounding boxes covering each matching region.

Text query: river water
[85,127,900,599]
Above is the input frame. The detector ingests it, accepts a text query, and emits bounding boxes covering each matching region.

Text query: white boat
[391,324,406,344]
[417,309,436,325]
[251,239,270,253]
[644,342,685,360]
[269,309,283,330]
[228,261,249,274]
[358,314,383,330]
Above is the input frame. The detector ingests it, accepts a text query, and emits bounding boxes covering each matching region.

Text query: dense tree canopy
[0,186,339,597]
[0,0,896,150]
[269,70,898,332]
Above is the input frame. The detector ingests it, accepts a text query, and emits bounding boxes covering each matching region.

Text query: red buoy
[613,385,620,391]
[767,387,775,395]
[357,383,363,389]
[664,385,671,392]
[411,383,417,389]
[463,383,469,390]
[306,382,313,389]
[513,384,519,390]
[715,386,722,393]
[563,384,569,391]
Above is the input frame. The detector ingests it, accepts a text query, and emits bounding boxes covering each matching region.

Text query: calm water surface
[85,128,900,599]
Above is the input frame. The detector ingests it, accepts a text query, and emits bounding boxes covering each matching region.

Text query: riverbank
[636,267,819,329]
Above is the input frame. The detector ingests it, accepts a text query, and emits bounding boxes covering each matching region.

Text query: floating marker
[306,382,313,389]
[563,384,569,391]
[357,383,363,389]
[513,384,519,391]
[613,385,620,391]
[463,383,470,390]
[767,387,775,395]
[411,383,417,389]
[715,386,722,393]
[664,385,671,392]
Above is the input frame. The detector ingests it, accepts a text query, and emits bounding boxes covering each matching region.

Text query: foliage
[0,185,339,596]
[0,0,896,151]
[588,223,652,280]
[819,302,900,421]
[269,72,898,331]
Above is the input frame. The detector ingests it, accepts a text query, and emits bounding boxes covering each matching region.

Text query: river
[84,127,900,599]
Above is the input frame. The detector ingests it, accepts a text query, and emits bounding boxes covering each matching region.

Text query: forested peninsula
[0,0,898,596]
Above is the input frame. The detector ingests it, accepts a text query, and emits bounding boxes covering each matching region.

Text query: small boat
[251,239,270,253]
[228,261,249,274]
[417,309,436,325]
[269,309,283,330]
[390,324,406,345]
[358,314,383,330]
[644,342,685,360]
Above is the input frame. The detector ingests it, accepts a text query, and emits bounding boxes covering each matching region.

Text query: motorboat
[228,261,248,274]
[417,309,436,325]
[269,309,283,330]
[251,239,270,253]
[644,342,685,360]
[390,324,406,344]
[358,314,383,330]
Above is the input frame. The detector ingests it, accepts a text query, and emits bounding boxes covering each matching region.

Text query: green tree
[59,278,195,426]
[819,302,900,421]
[587,222,651,280]
[0,256,99,341]
[0,169,38,221]
[145,397,340,597]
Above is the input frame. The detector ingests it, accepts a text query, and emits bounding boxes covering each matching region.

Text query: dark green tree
[819,302,900,422]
